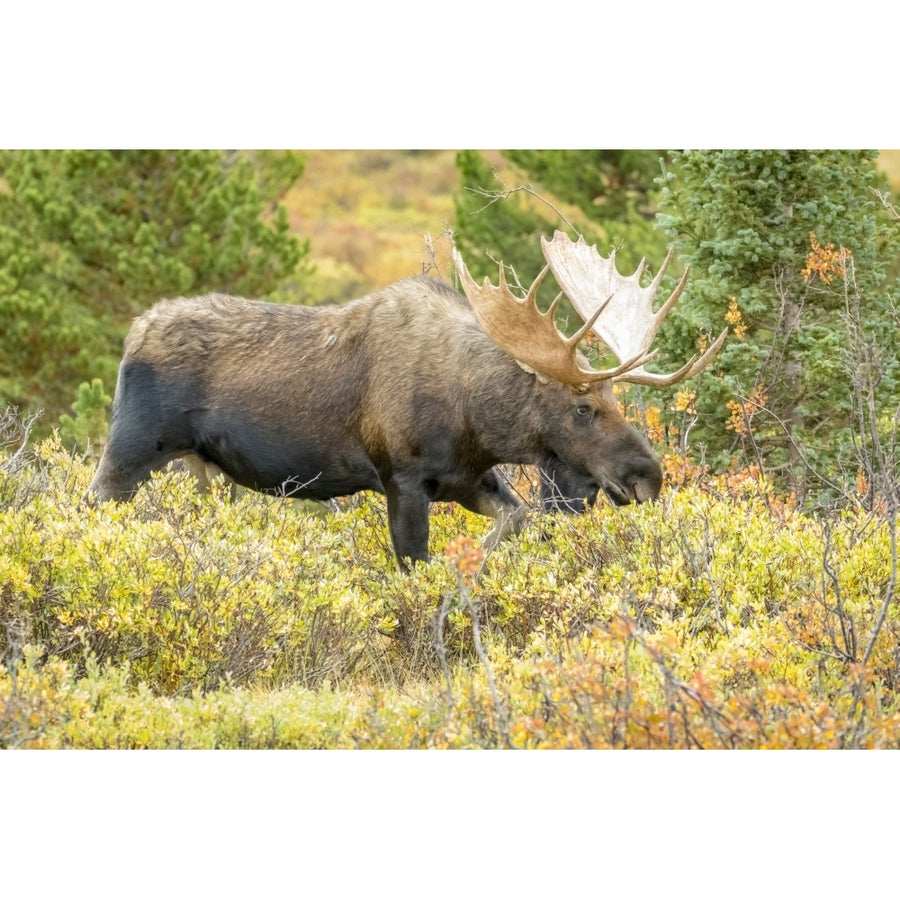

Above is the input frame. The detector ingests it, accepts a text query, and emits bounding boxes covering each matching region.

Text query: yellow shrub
[1,439,898,748]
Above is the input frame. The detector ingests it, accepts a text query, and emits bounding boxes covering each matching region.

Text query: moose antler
[541,231,728,387]
[452,246,653,386]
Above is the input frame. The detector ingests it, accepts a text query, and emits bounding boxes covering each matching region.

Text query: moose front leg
[383,477,431,570]
[457,470,527,556]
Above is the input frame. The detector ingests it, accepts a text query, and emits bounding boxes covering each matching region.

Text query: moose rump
[92,294,381,501]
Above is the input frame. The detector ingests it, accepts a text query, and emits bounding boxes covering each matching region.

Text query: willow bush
[1,429,897,748]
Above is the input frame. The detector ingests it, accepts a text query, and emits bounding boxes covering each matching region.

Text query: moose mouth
[602,471,661,506]
[603,482,633,506]
[540,460,656,511]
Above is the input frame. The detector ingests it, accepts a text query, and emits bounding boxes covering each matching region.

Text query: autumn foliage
[1,423,896,749]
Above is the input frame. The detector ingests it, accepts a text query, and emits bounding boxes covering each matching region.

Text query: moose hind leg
[87,450,155,502]
[169,454,238,500]
[85,428,174,503]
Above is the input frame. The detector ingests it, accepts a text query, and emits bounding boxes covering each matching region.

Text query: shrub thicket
[1,427,896,749]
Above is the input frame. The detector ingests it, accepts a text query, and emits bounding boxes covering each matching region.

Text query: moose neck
[468,352,560,465]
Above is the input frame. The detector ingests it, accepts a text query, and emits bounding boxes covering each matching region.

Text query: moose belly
[196,427,382,500]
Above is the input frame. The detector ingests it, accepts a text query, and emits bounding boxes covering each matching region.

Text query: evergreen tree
[454,150,669,285]
[0,149,310,432]
[503,149,662,228]
[656,150,899,496]
[453,150,549,288]
[58,378,112,454]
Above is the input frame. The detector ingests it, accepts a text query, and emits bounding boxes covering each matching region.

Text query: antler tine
[555,289,659,377]
[541,231,726,386]
[644,254,690,347]
[452,245,625,386]
[622,327,728,386]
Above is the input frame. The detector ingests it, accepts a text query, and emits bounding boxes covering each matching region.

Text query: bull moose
[86,232,726,569]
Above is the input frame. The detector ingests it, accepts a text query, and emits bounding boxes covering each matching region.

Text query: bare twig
[464,170,579,234]
[0,406,43,475]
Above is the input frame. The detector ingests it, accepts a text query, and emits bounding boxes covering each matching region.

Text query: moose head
[454,231,727,511]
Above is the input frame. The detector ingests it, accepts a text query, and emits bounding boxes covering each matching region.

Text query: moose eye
[575,404,592,418]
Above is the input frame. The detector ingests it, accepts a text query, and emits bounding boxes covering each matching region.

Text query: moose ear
[541,231,728,387]
[452,244,653,386]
